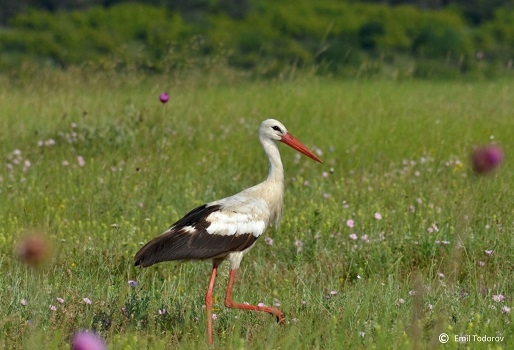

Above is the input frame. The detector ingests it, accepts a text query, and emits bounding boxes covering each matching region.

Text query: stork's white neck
[260,135,284,184]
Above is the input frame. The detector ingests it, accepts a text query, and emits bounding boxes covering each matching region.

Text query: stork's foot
[276,312,286,325]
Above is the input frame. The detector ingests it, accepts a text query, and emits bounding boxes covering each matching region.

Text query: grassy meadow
[1,69,513,349]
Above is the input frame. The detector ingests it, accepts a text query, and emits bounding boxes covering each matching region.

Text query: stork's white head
[259,119,288,142]
[259,119,322,163]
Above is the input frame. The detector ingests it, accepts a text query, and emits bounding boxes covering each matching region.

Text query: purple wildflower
[128,280,138,288]
[71,331,106,350]
[472,145,503,175]
[159,92,170,103]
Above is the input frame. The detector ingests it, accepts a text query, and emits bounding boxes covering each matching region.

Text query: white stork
[134,119,322,344]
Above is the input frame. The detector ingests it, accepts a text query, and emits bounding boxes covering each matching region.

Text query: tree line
[1,1,513,78]
[1,0,512,26]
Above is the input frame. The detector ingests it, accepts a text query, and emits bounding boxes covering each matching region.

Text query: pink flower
[492,294,505,302]
[83,298,92,305]
[21,299,27,306]
[71,331,106,350]
[472,145,503,175]
[264,237,273,246]
[159,92,170,103]
[257,302,266,307]
[158,309,167,315]
[427,223,439,233]
[294,239,303,253]
[361,234,369,242]
[329,290,337,296]
[485,250,493,256]
[478,261,486,267]
[57,297,64,304]
[502,306,511,314]
[346,219,354,228]
[77,156,86,167]
[349,233,358,240]
[50,305,57,311]
[211,313,217,320]
[374,212,382,220]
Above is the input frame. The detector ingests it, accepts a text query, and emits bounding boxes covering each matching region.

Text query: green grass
[1,69,513,349]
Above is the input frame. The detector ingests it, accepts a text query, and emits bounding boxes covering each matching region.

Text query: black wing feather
[134,204,258,267]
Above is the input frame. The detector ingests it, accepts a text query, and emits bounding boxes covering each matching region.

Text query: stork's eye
[272,126,281,132]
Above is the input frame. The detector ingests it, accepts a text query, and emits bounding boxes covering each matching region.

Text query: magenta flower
[71,331,106,350]
[472,145,503,175]
[159,92,170,103]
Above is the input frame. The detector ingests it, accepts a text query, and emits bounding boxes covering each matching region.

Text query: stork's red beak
[280,133,323,163]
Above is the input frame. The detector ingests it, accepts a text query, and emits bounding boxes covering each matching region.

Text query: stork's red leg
[205,261,219,345]
[224,268,285,323]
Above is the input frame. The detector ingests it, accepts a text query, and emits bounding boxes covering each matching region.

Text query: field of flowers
[0,70,513,349]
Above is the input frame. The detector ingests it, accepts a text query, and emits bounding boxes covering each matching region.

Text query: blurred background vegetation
[1,0,514,78]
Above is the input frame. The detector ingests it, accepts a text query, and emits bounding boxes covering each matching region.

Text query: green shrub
[1,0,514,77]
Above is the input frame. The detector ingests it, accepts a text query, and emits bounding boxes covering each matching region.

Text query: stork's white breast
[206,211,266,237]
